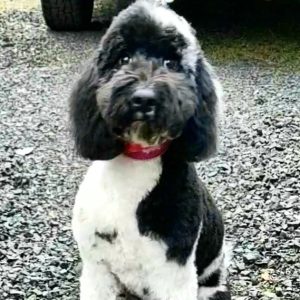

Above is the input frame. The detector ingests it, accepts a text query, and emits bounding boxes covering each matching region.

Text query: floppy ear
[69,58,123,160]
[178,57,221,162]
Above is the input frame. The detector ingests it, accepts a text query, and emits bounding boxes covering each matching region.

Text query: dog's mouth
[117,121,171,146]
[114,121,172,159]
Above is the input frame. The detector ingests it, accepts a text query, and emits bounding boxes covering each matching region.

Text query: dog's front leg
[147,267,198,300]
[153,282,198,300]
[165,282,198,300]
[80,261,119,300]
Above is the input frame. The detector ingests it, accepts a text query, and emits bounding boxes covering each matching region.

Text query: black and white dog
[70,1,230,299]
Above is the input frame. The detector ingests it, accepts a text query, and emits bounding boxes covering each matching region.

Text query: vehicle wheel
[41,0,94,31]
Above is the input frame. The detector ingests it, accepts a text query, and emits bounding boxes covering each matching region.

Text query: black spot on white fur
[95,230,118,243]
[143,287,149,295]
[121,287,142,300]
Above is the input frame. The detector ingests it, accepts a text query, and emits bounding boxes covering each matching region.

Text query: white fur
[80,262,119,300]
[137,0,199,71]
[73,155,199,300]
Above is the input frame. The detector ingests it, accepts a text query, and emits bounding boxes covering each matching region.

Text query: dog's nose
[131,89,156,114]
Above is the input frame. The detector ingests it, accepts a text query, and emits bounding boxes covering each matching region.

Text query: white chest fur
[72,155,162,257]
[73,155,198,299]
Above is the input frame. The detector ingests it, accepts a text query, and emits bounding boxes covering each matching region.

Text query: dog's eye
[120,57,131,65]
[163,60,178,70]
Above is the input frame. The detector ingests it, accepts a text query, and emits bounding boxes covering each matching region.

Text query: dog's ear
[178,57,221,162]
[69,58,123,160]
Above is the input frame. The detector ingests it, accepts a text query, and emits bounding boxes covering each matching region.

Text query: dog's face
[70,1,221,161]
[97,54,196,145]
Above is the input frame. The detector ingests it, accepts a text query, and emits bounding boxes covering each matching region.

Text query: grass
[200,29,300,71]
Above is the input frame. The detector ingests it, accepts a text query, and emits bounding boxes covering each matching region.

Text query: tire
[41,0,94,31]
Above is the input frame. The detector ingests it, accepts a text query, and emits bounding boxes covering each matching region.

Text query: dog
[69,1,231,299]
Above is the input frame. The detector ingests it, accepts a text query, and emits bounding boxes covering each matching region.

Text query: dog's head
[70,0,222,161]
[97,54,196,146]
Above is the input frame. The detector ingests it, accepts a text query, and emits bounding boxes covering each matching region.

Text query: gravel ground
[0,8,299,300]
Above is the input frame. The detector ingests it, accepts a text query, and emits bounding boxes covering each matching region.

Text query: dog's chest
[73,156,165,273]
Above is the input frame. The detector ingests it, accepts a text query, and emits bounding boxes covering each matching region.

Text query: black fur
[136,149,224,270]
[209,290,231,300]
[179,58,219,161]
[136,152,201,265]
[69,60,124,160]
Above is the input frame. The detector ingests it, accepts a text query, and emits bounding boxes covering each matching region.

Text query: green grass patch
[200,29,300,71]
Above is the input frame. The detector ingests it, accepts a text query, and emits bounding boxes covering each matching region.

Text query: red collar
[124,140,171,160]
